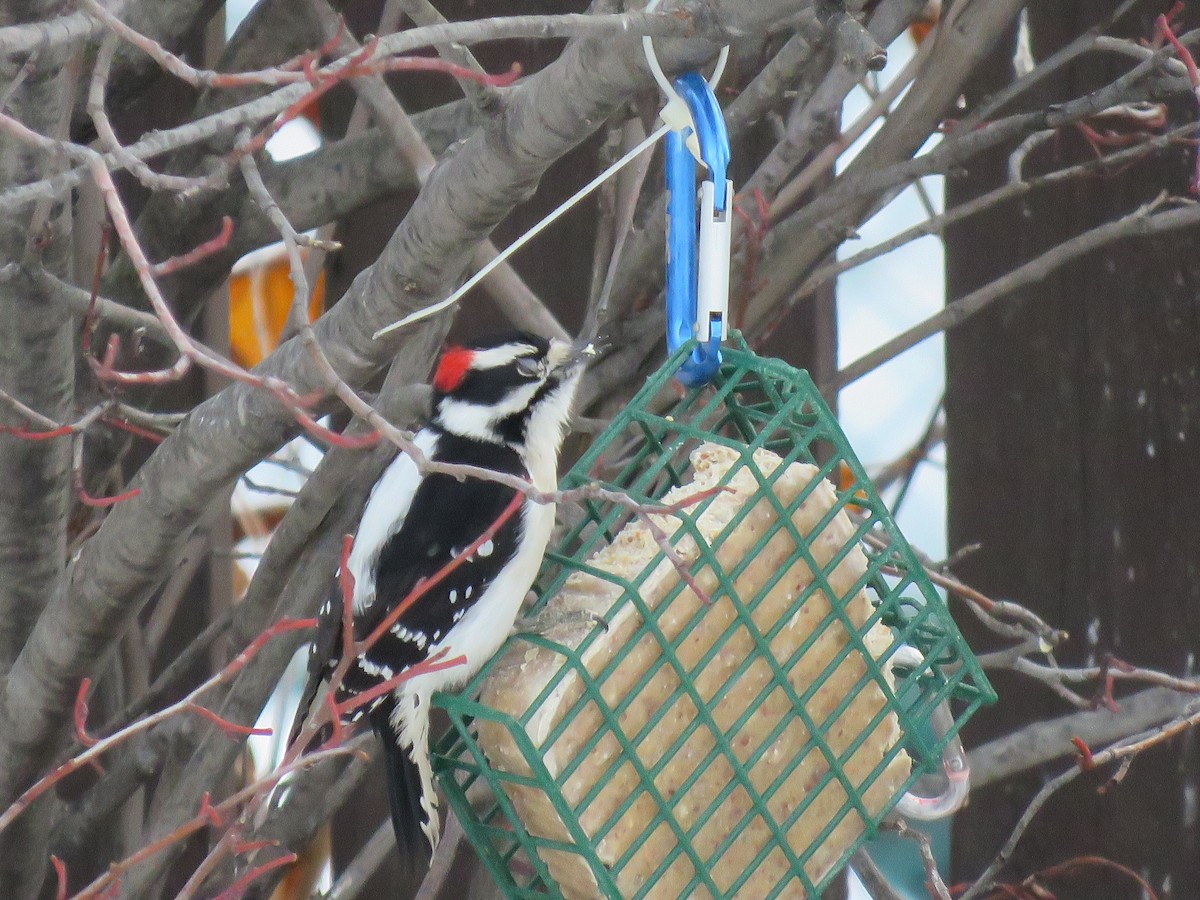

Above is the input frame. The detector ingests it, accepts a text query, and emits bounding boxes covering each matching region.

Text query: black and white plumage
[291,332,587,859]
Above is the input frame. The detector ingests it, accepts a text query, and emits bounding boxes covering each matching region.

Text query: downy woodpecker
[291,332,587,860]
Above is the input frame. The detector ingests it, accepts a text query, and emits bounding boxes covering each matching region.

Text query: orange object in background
[911,0,941,44]
[229,244,326,368]
[837,460,871,512]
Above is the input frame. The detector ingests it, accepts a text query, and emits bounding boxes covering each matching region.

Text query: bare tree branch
[743,0,1032,332]
[970,686,1199,790]
[0,11,700,214]
[831,196,1200,391]
[0,2,79,892]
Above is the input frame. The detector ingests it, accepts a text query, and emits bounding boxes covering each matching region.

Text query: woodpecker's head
[430,332,588,456]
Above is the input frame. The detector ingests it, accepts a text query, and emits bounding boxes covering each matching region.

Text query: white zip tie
[641,0,729,163]
[373,123,670,340]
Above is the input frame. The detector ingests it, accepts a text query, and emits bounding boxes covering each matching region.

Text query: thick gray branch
[0,2,75,893]
[970,687,1199,790]
[99,104,476,328]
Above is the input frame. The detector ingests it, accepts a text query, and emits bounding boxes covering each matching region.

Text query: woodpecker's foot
[515,607,610,635]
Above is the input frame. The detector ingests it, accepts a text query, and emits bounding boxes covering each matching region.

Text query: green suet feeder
[432,337,995,899]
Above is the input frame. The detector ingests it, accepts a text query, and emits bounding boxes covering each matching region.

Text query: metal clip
[891,646,971,821]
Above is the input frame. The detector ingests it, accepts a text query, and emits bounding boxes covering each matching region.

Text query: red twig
[339,531,356,674]
[83,0,517,96]
[183,703,273,739]
[100,414,167,444]
[318,533,356,750]
[1158,12,1199,86]
[1031,855,1160,900]
[231,838,277,856]
[74,679,98,748]
[297,410,381,448]
[211,852,298,900]
[372,56,520,85]
[298,20,349,69]
[0,423,73,441]
[339,533,355,613]
[66,745,355,899]
[640,510,713,605]
[968,855,1162,900]
[731,187,770,328]
[77,482,141,509]
[151,216,235,276]
[1070,736,1095,770]
[87,320,191,386]
[81,224,111,357]
[199,792,225,829]
[51,855,68,900]
[322,690,347,748]
[71,432,141,508]
[263,380,381,450]
[1156,12,1200,192]
[230,50,519,167]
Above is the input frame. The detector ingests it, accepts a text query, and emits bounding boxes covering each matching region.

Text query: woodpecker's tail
[371,705,434,865]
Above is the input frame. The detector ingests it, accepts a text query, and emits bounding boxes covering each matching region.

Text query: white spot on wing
[478,539,494,558]
[357,657,395,680]
[391,623,428,650]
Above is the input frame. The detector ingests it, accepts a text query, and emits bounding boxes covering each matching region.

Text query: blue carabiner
[666,72,732,388]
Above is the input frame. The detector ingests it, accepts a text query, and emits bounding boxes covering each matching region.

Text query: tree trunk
[946,4,1200,897]
[0,2,76,895]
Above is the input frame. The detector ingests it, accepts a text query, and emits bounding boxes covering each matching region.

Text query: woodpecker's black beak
[569,333,612,369]
[561,341,599,373]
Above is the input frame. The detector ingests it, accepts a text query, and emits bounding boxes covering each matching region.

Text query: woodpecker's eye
[515,356,542,378]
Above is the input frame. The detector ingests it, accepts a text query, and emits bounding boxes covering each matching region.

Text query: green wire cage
[432,337,995,899]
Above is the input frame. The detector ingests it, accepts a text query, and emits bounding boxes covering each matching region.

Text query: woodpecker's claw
[516,607,609,635]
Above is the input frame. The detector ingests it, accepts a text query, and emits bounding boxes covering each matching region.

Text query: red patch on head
[433,346,473,393]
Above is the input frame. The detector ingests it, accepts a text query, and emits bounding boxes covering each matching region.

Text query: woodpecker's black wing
[346,434,527,695]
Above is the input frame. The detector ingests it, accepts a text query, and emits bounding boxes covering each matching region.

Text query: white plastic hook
[890,646,971,821]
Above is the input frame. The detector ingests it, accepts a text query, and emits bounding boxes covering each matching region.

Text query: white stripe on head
[437,381,542,443]
[468,343,539,370]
